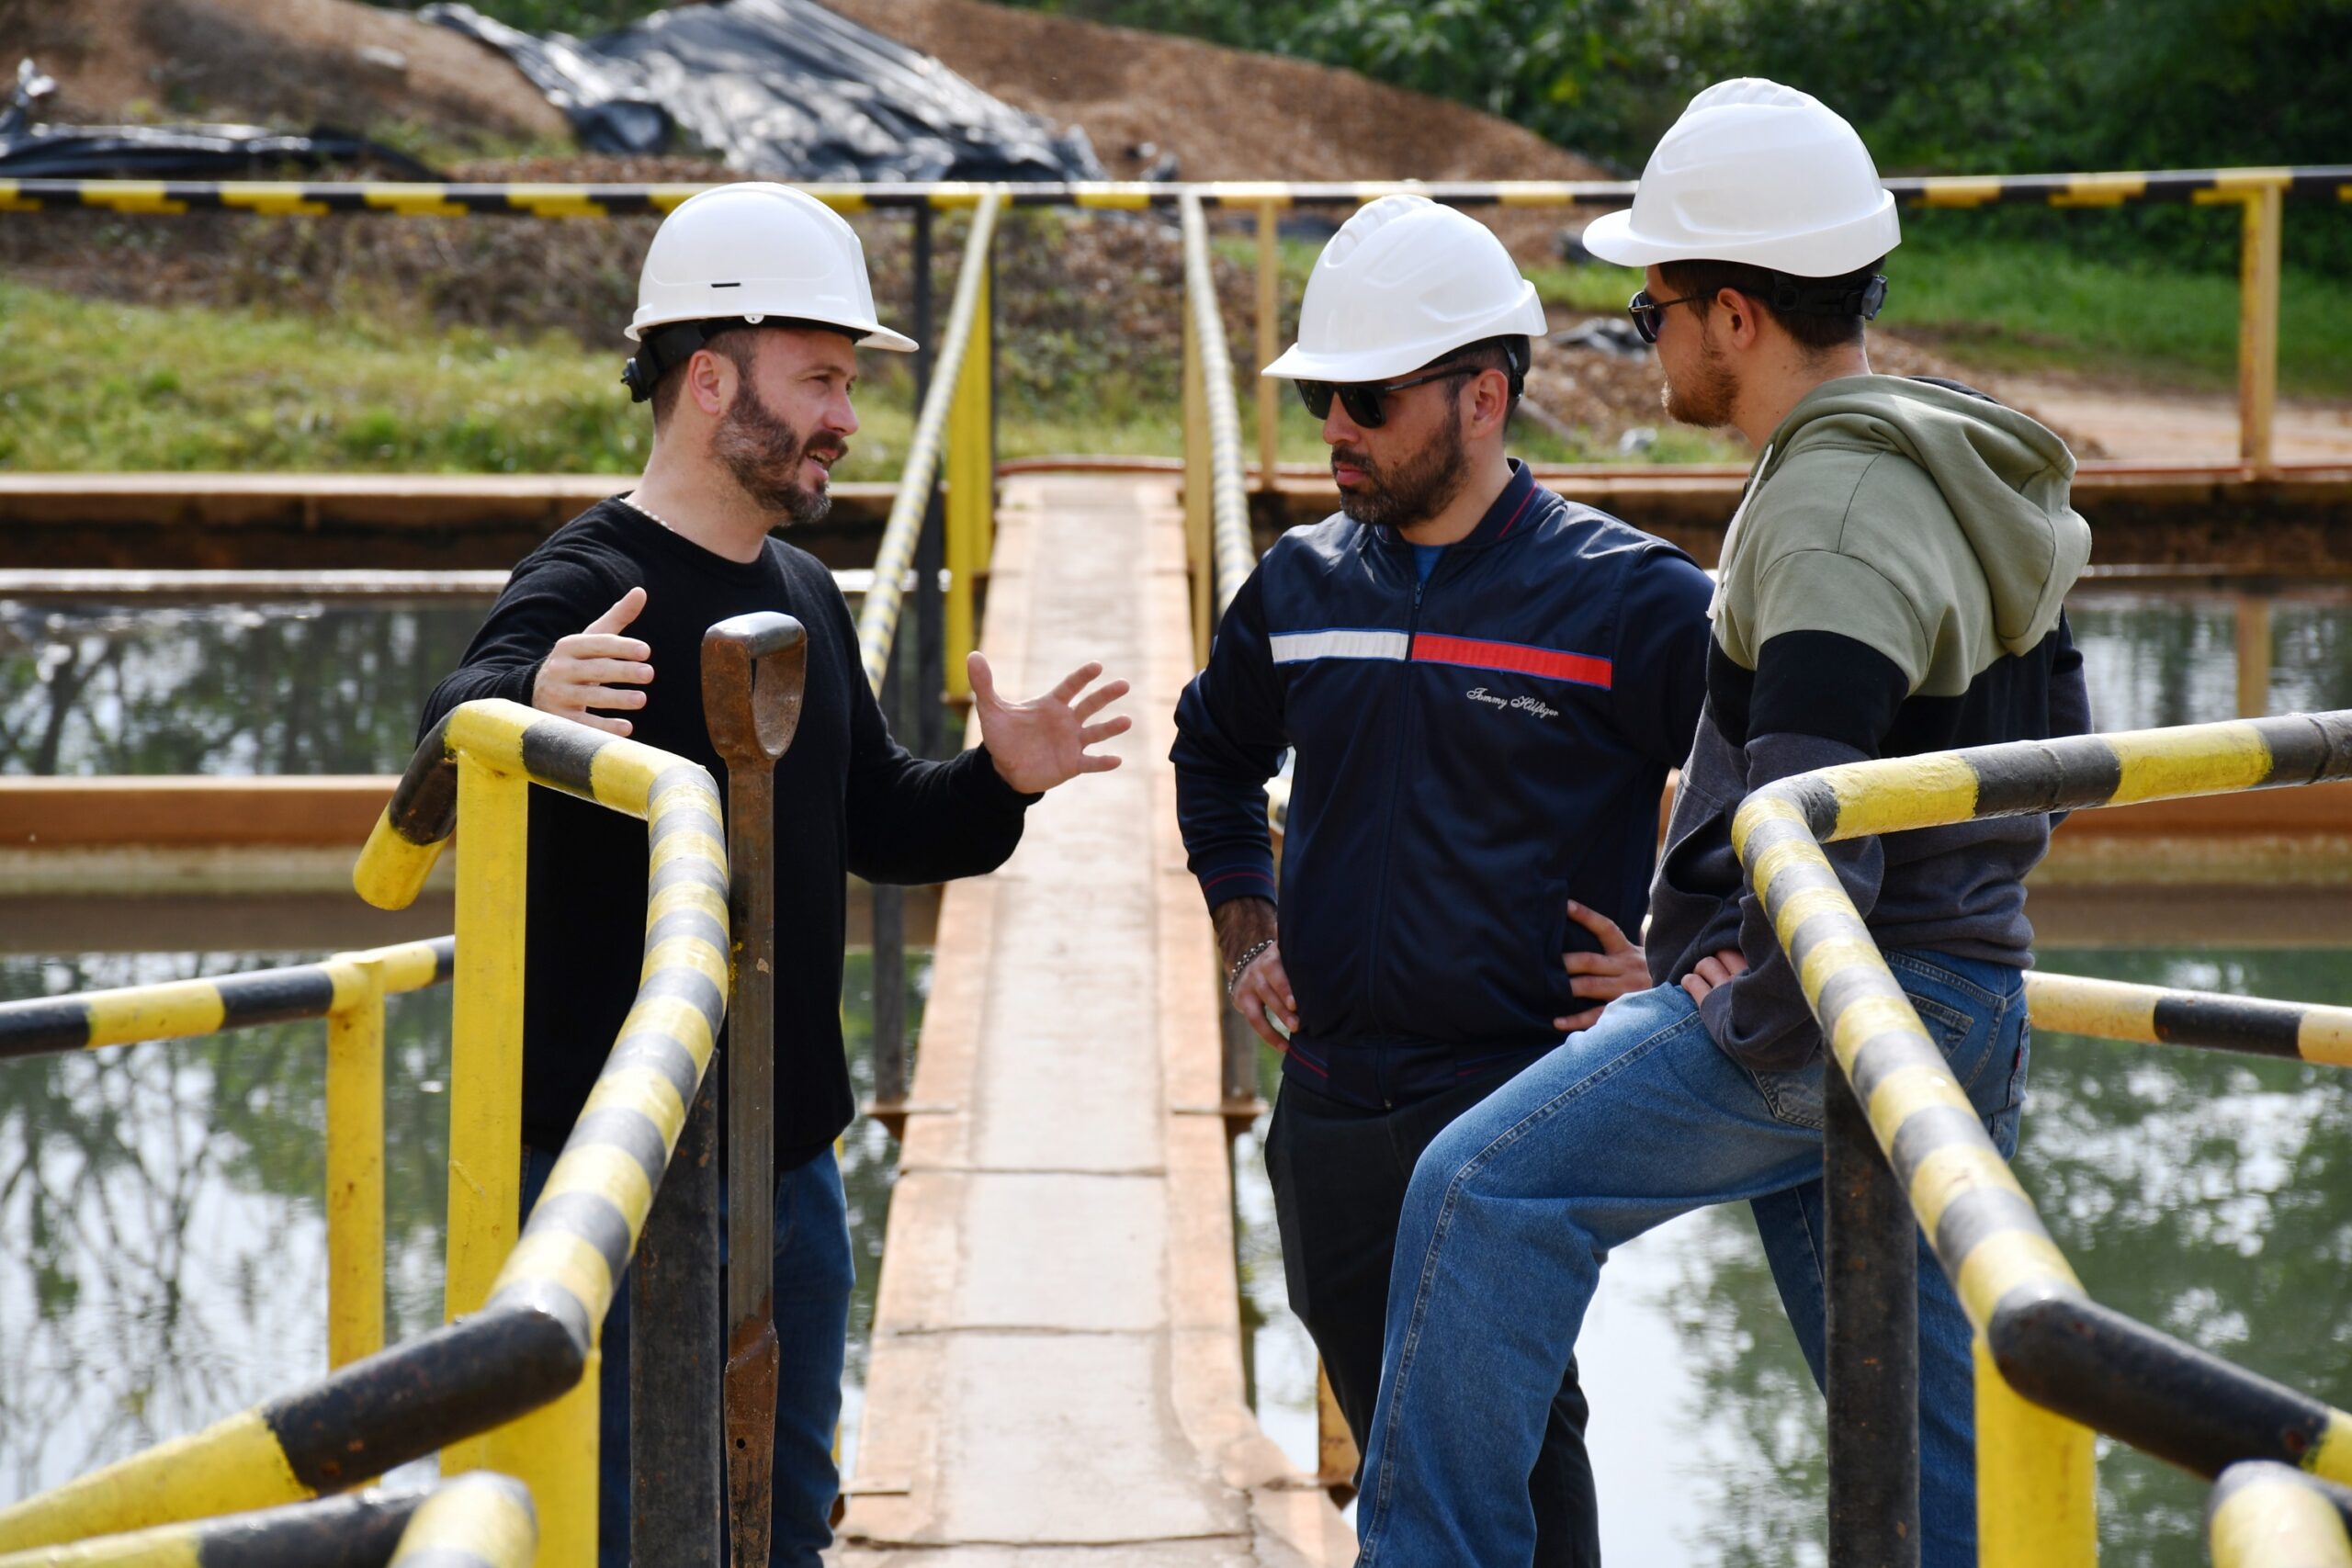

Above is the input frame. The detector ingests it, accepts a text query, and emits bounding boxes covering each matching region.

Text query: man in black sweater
[422,182,1128,1566]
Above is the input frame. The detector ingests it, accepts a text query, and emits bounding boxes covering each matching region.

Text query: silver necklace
[624,493,676,533]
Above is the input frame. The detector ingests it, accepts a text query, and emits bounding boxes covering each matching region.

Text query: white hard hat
[627,181,916,352]
[1262,194,1549,383]
[1581,78,1900,277]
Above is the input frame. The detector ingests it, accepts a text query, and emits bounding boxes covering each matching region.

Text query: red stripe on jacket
[1410,634,1613,690]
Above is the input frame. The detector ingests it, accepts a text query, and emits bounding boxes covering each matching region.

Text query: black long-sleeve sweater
[422,498,1033,1168]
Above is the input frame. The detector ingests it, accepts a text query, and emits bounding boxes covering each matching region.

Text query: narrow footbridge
[835,476,1350,1566]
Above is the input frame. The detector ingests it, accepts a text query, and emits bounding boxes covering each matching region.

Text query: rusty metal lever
[702,611,808,1568]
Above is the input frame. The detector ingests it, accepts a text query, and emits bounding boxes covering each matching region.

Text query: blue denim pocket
[1744,968,1979,1132]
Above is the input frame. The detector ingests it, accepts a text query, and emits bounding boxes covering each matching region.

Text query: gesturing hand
[1555,900,1647,1034]
[1233,942,1297,1053]
[533,586,653,737]
[968,651,1132,794]
[1680,946,1750,1008]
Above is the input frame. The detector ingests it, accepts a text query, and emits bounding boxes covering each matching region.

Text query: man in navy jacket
[1170,195,1712,1564]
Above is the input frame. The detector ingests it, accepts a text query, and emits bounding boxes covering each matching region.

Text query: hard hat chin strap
[620,316,870,404]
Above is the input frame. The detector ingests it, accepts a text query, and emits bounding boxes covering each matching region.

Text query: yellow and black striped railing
[2210,1461,2352,1568]
[2027,971,2352,1067]
[0,701,727,1565]
[3,168,2346,218]
[384,1473,537,1568]
[1,164,2326,475]
[0,934,453,1373]
[1734,709,2352,1555]
[0,938,451,1060]
[0,1474,534,1568]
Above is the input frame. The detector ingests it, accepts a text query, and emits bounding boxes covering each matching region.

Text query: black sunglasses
[1625,288,1710,344]
[1295,364,1478,428]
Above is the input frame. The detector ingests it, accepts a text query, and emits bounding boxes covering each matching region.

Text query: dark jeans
[1263,1073,1600,1568]
[519,1143,854,1568]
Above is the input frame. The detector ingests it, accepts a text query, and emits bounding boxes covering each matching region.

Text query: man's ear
[686,344,734,419]
[1714,288,1763,352]
[1471,367,1514,438]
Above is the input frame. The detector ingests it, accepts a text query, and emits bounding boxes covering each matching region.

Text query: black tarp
[424,0,1104,183]
[0,61,443,180]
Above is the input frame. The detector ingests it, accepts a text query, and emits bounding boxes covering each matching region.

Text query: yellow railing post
[440,751,540,1489]
[2237,180,2284,477]
[945,214,995,703]
[1976,1334,2098,1566]
[324,953,387,1371]
[1256,200,1281,491]
[484,1374,598,1568]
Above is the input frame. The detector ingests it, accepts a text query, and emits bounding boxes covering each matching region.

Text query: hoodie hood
[1758,375,2089,655]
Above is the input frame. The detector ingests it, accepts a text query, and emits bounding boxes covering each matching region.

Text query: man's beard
[712,381,844,526]
[1333,410,1469,531]
[1660,333,1738,428]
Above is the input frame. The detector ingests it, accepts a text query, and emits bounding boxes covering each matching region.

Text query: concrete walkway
[835,478,1351,1568]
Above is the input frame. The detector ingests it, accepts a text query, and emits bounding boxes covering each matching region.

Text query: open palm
[969,651,1132,794]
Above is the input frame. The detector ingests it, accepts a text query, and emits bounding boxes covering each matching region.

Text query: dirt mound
[825,0,1608,187]
[5,0,564,143]
[821,0,1604,258]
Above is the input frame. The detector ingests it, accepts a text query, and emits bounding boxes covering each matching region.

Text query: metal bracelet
[1225,937,1277,998]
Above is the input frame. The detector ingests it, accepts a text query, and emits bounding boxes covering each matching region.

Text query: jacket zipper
[1359,552,1431,1102]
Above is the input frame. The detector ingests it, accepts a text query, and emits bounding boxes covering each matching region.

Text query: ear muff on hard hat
[1262,195,1550,386]
[622,180,915,400]
[1581,77,1901,279]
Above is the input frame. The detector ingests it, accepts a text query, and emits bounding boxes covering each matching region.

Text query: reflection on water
[0,953,452,1497]
[2070,586,2352,729]
[2,588,2349,780]
[1238,945,2352,1565]
[0,947,916,1504]
[0,601,482,775]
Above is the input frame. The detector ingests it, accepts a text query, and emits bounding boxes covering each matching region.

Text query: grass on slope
[0,279,1708,474]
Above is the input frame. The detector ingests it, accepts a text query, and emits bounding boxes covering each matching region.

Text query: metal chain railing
[851,186,1003,1126]
[1177,189,1271,1130]
[1178,190,1259,663]
[854,186,1002,697]
[1734,709,2352,1561]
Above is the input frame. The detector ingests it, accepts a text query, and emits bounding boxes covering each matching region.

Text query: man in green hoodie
[1352,80,2092,1567]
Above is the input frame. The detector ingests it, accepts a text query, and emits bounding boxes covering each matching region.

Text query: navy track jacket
[1172,462,1713,1109]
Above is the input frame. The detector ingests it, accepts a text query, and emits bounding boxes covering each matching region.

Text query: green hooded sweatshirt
[1645,375,2095,1071]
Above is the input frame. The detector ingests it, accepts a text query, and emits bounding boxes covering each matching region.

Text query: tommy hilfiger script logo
[1466,686,1559,720]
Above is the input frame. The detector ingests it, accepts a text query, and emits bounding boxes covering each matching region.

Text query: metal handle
[700,611,808,1568]
[702,613,807,768]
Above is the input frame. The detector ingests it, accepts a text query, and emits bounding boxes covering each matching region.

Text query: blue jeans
[519,1145,855,1568]
[1356,953,2030,1567]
